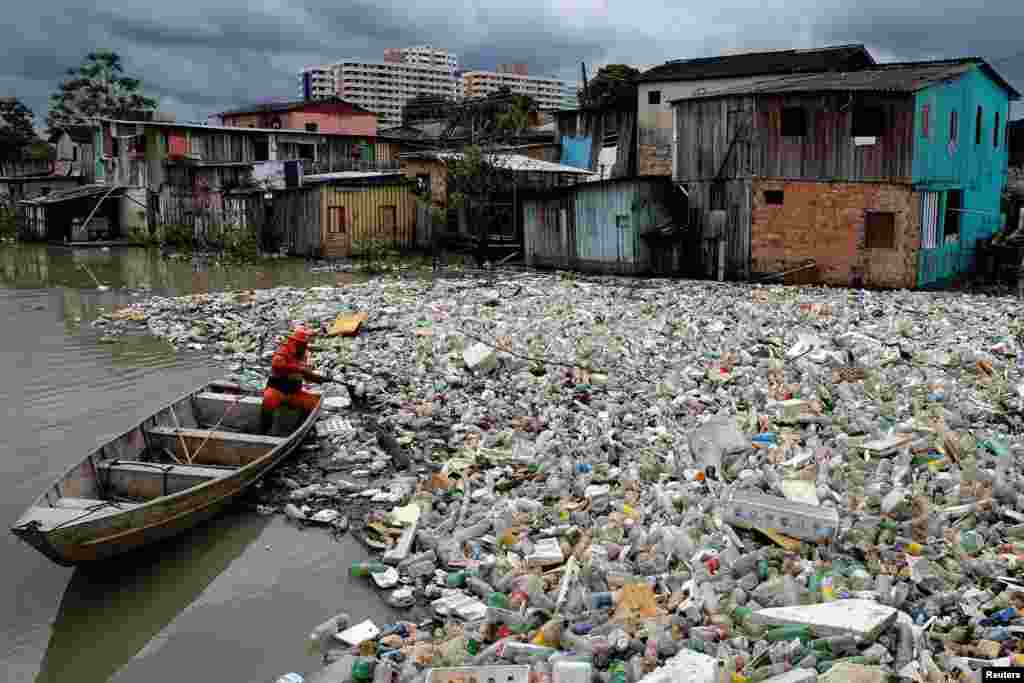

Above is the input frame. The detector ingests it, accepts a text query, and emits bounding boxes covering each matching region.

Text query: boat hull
[11,381,320,567]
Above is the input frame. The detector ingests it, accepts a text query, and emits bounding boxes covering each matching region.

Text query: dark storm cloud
[1,0,1022,127]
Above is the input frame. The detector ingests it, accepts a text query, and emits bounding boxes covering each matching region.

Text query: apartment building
[299,48,460,128]
[301,66,336,101]
[298,49,574,126]
[461,67,576,111]
[385,46,458,70]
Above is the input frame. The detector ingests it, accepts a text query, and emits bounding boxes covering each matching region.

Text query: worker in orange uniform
[260,327,329,434]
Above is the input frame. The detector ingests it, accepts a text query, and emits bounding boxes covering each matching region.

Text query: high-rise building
[300,65,337,101]
[298,48,576,127]
[299,48,460,128]
[461,66,576,111]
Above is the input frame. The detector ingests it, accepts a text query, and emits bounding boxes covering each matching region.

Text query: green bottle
[732,606,766,638]
[609,662,626,683]
[350,561,388,577]
[765,625,812,642]
[351,657,375,681]
[488,592,509,609]
[446,571,467,588]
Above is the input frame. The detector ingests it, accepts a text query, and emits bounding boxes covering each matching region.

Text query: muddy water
[0,245,395,683]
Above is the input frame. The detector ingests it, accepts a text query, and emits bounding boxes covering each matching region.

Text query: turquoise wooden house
[670,57,1020,288]
[912,61,1020,286]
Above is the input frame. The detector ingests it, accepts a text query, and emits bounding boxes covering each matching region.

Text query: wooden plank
[98,461,228,500]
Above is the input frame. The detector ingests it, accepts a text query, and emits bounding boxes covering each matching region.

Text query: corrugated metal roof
[639,45,874,84]
[218,97,374,117]
[399,151,596,174]
[303,171,404,183]
[672,59,1021,101]
[100,118,380,138]
[19,183,119,205]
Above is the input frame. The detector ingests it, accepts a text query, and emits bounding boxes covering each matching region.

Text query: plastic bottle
[764,625,812,643]
[276,674,305,683]
[608,661,626,683]
[350,561,388,577]
[497,641,559,662]
[308,612,350,661]
[466,576,495,599]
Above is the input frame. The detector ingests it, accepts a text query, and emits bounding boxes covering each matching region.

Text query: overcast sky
[3,0,1023,127]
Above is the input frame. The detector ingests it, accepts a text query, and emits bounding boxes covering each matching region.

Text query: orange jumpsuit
[262,338,320,413]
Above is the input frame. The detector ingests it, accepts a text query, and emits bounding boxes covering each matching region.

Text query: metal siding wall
[320,183,416,258]
[522,196,571,267]
[573,182,644,273]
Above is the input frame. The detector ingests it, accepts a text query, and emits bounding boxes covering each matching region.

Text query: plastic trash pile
[99,273,1024,683]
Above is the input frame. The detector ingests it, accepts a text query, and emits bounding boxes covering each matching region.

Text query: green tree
[495,94,536,140]
[578,64,641,109]
[47,50,158,131]
[0,98,37,176]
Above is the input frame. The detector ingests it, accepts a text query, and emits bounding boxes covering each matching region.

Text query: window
[976,106,983,145]
[764,190,784,205]
[920,104,930,139]
[416,173,431,195]
[305,122,318,132]
[852,107,884,138]
[253,138,269,162]
[950,110,958,143]
[781,107,807,137]
[865,211,895,249]
[648,90,661,105]
[110,136,120,157]
[944,189,962,239]
[72,147,78,161]
[994,112,1000,148]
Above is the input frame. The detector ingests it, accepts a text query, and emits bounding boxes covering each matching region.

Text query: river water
[1,245,396,683]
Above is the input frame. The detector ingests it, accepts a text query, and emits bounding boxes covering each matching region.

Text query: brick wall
[750,180,921,288]
[638,112,673,176]
[639,144,672,175]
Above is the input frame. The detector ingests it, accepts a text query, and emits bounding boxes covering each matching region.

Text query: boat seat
[145,426,286,467]
[98,460,231,501]
[191,393,265,431]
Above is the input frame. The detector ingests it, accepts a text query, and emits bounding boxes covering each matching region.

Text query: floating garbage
[101,274,1024,683]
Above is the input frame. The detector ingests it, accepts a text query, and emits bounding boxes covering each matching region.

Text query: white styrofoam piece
[751,599,898,639]
[334,619,380,646]
[552,660,592,683]
[636,649,718,683]
[463,343,498,373]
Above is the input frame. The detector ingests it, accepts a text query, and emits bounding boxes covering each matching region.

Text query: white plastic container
[552,660,592,683]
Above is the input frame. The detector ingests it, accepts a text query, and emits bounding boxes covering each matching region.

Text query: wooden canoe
[10,379,321,567]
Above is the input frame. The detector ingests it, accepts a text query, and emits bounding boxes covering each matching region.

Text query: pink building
[218,98,377,136]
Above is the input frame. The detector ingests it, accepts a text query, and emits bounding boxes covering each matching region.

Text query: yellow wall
[320,183,417,258]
